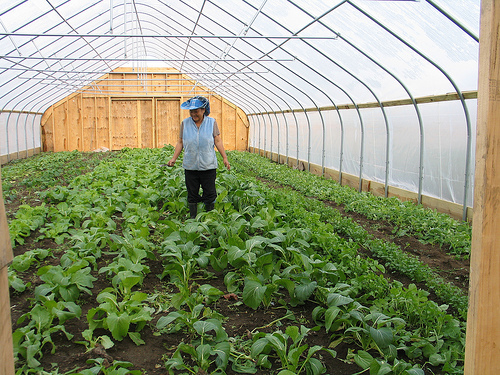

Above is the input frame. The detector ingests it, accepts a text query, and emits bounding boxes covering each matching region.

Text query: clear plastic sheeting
[251,99,477,206]
[0,112,41,158]
[0,0,480,218]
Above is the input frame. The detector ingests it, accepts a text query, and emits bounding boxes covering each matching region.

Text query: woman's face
[190,108,205,123]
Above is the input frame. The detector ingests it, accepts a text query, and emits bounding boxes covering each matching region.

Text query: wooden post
[137,100,142,148]
[108,98,112,150]
[0,169,15,375]
[464,1,500,373]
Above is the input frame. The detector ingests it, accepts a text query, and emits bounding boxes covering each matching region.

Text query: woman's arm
[167,137,183,166]
[214,135,230,170]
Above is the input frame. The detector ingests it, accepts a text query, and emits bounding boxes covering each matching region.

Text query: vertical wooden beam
[137,100,142,148]
[79,94,84,150]
[153,97,157,148]
[64,98,69,150]
[51,105,55,152]
[0,169,15,375]
[234,105,237,150]
[94,95,98,151]
[465,1,500,373]
[108,98,113,150]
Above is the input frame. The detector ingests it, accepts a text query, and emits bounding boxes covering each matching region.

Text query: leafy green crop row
[236,172,468,321]
[5,148,466,374]
[1,150,118,203]
[228,152,470,315]
[228,151,472,258]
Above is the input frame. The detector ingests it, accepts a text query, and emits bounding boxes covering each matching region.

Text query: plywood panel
[236,107,249,151]
[151,73,166,93]
[111,100,138,149]
[94,77,108,93]
[223,102,236,150]
[123,73,142,93]
[96,97,110,150]
[82,97,96,151]
[67,96,82,151]
[168,73,181,95]
[41,109,54,152]
[156,99,180,148]
[53,101,68,152]
[106,73,121,95]
[211,97,223,136]
[42,69,248,153]
[140,99,154,148]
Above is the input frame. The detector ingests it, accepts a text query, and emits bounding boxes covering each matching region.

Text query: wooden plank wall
[40,68,249,153]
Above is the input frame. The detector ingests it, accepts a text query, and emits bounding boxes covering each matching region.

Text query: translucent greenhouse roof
[0,0,480,114]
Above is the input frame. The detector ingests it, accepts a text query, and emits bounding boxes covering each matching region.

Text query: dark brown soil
[324,200,470,292]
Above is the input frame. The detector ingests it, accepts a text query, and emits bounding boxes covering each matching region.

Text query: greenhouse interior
[1,0,499,374]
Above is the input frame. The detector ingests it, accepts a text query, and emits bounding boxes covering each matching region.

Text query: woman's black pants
[184,169,217,206]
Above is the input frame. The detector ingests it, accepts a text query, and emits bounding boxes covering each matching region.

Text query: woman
[167,96,230,218]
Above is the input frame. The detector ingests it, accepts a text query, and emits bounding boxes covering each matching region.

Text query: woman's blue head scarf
[180,96,210,115]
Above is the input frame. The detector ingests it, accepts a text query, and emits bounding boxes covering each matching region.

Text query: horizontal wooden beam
[249,91,478,116]
[0,110,43,115]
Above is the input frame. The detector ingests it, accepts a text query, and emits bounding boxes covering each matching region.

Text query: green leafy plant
[8,268,30,292]
[164,319,230,374]
[5,147,470,374]
[352,351,425,375]
[35,259,96,302]
[87,275,154,345]
[75,328,115,353]
[13,296,81,369]
[10,248,52,272]
[8,204,48,246]
[251,325,336,375]
[68,357,142,375]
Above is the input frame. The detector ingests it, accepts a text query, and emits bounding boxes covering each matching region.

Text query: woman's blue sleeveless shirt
[182,116,218,171]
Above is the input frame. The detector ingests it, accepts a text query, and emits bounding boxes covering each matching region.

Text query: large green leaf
[287,344,307,369]
[243,279,267,310]
[251,337,270,357]
[295,280,317,302]
[354,350,373,370]
[305,357,326,375]
[212,341,231,369]
[107,312,131,341]
[370,327,393,349]
[193,320,218,336]
[196,343,212,370]
[403,369,425,375]
[128,331,145,346]
[324,306,341,332]
[326,293,354,307]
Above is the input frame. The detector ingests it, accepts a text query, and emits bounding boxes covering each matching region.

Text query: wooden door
[156,99,180,148]
[110,99,153,150]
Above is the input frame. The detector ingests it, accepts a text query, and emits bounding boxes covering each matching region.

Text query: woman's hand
[223,157,230,170]
[167,159,176,167]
